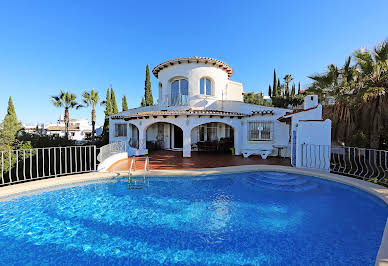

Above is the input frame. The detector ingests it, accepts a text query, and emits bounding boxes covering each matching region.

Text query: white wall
[226,81,244,102]
[295,119,332,171]
[156,63,243,107]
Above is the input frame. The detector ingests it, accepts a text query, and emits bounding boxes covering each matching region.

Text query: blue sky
[0,0,387,127]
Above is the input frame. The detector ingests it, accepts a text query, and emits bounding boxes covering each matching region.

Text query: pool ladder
[128,156,149,189]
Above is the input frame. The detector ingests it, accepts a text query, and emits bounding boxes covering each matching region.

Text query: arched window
[171,79,188,105]
[200,78,212,96]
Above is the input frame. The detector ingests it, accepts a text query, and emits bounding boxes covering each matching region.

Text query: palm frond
[374,41,388,64]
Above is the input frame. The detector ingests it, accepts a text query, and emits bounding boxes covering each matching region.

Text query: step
[247,180,319,192]
[249,176,309,186]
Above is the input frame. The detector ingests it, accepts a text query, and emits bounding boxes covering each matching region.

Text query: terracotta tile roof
[111,109,246,120]
[46,126,80,131]
[277,106,318,122]
[152,57,234,78]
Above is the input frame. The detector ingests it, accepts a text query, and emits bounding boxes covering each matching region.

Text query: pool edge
[1,165,387,265]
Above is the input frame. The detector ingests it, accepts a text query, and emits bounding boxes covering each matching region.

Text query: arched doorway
[191,122,234,153]
[146,122,184,151]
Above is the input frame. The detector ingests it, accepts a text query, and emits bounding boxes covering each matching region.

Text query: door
[174,125,183,148]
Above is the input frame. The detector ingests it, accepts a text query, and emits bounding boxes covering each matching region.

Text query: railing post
[93,145,97,171]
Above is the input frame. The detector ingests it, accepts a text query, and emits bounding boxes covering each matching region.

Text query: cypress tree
[0,97,21,146]
[268,85,272,98]
[277,79,281,96]
[122,96,128,111]
[104,88,112,117]
[291,83,296,96]
[272,69,277,96]
[102,88,112,144]
[141,97,146,107]
[110,86,119,114]
[298,82,301,94]
[144,64,153,106]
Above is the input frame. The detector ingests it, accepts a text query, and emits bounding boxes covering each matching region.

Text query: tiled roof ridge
[152,57,233,78]
[111,109,247,119]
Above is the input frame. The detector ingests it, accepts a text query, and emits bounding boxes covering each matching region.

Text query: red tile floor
[108,150,291,171]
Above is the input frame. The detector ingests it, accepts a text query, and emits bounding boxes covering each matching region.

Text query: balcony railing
[167,93,188,106]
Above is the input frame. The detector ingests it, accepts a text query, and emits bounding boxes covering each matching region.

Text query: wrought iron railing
[331,146,388,184]
[0,145,97,186]
[300,144,331,171]
[301,144,388,185]
[97,142,126,163]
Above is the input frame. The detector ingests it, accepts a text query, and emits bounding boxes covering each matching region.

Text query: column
[139,127,146,150]
[183,129,191,158]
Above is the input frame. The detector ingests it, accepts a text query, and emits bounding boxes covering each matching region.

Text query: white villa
[109,57,331,166]
[45,117,93,141]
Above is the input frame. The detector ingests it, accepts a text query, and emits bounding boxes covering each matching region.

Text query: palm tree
[50,91,79,139]
[308,58,358,144]
[283,74,294,97]
[82,89,99,140]
[354,41,388,148]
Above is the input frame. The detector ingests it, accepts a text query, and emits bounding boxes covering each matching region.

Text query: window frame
[115,123,127,137]
[247,121,273,141]
[170,78,189,105]
[200,77,212,96]
[198,123,218,142]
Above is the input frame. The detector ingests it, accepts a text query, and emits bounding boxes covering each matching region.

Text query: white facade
[109,57,329,163]
[45,118,92,141]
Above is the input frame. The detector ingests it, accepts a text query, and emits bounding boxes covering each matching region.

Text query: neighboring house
[109,56,329,159]
[45,118,92,141]
[22,124,45,135]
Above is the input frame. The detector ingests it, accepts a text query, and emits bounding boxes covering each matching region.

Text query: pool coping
[0,165,387,265]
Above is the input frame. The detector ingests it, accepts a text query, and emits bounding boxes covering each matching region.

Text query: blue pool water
[0,171,387,265]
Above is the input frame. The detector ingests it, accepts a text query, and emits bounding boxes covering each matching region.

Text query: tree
[50,91,79,139]
[298,82,301,94]
[143,64,154,106]
[283,74,294,97]
[272,69,277,96]
[103,87,112,116]
[122,96,128,111]
[244,92,272,106]
[268,85,272,98]
[82,89,99,140]
[101,87,113,144]
[291,83,296,96]
[141,97,146,107]
[353,41,388,148]
[110,85,119,114]
[307,40,388,148]
[0,97,22,146]
[277,79,281,95]
[0,97,33,174]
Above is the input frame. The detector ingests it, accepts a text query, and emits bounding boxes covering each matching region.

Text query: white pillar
[183,129,191,157]
[139,127,146,150]
[234,126,241,155]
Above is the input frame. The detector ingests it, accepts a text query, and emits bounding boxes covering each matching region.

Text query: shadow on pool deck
[108,150,291,171]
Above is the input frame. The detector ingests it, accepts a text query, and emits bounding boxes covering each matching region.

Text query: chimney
[304,95,318,110]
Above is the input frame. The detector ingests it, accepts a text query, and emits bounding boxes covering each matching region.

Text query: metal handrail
[129,156,136,176]
[144,156,150,172]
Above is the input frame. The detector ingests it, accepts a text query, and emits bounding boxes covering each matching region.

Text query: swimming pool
[0,171,387,265]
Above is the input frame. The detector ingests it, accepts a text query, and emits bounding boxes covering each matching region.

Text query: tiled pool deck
[108,150,291,171]
[0,165,387,265]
